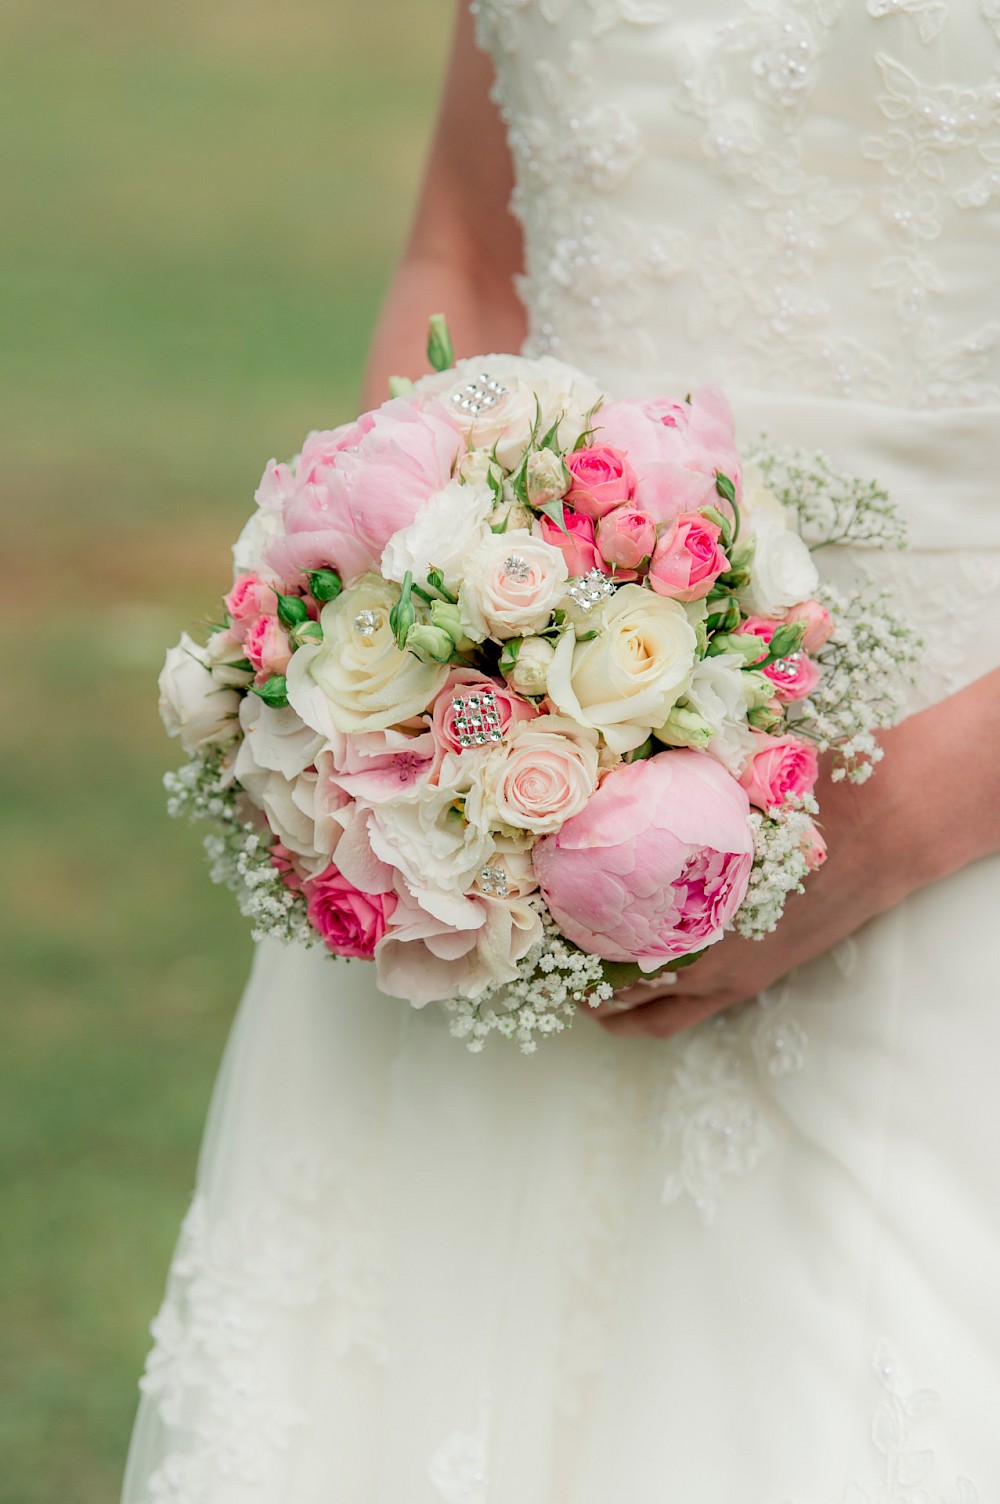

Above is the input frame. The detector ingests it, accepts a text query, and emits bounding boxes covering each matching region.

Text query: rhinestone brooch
[478,863,509,899]
[503,553,531,584]
[451,373,508,417]
[567,569,617,612]
[353,609,380,636]
[451,689,503,748]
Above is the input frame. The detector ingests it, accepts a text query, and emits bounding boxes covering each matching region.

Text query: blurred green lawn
[0,3,446,1498]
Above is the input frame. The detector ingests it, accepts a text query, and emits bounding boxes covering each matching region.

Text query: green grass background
[0,3,447,1497]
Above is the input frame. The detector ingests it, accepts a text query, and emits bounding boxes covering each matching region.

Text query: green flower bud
[707,632,766,665]
[291,620,323,648]
[429,598,463,647]
[276,592,309,629]
[387,375,415,399]
[654,703,714,751]
[405,623,455,663]
[307,568,342,603]
[426,313,455,373]
[389,571,417,649]
[748,702,784,733]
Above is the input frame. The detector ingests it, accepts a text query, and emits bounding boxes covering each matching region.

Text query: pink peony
[225,572,278,626]
[783,598,834,653]
[305,863,397,959]
[738,733,819,811]
[266,399,463,587]
[648,513,730,601]
[533,750,753,969]
[595,506,658,573]
[596,387,742,524]
[245,614,292,679]
[539,507,608,577]
[564,445,637,519]
[737,617,822,702]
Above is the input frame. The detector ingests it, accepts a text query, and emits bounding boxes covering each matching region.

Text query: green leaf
[249,675,289,709]
[538,413,564,452]
[276,592,309,628]
[537,498,569,533]
[486,465,503,501]
[510,456,530,508]
[626,736,656,763]
[389,571,416,649]
[490,515,510,535]
[307,568,342,603]
[426,314,454,373]
[292,620,323,646]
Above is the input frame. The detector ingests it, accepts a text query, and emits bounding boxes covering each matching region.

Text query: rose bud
[596,505,658,572]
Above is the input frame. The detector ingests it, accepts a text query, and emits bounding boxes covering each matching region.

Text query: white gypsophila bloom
[380,478,493,595]
[733,796,818,941]
[748,446,908,551]
[443,907,614,1054]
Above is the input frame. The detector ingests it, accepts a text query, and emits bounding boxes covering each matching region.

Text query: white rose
[476,714,600,835]
[380,478,493,595]
[416,354,601,469]
[740,466,792,533]
[740,512,820,617]
[159,634,241,755]
[459,529,568,642]
[287,575,448,735]
[547,584,697,755]
[504,636,555,696]
[669,653,757,775]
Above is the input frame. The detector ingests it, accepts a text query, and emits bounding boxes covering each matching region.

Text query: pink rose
[783,598,834,653]
[225,571,278,626]
[305,863,397,959]
[801,820,827,871]
[564,445,637,519]
[738,733,819,811]
[534,750,753,969]
[539,507,608,577]
[266,399,463,586]
[648,513,730,601]
[737,617,822,702]
[595,506,658,573]
[245,614,292,679]
[430,668,538,777]
[596,387,742,524]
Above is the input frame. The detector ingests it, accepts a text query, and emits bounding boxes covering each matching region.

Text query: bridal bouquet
[161,318,914,1050]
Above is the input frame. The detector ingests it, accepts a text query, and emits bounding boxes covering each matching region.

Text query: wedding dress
[122,2,1000,1499]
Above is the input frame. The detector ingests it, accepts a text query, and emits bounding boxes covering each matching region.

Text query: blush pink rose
[564,445,637,519]
[738,733,819,811]
[225,572,278,627]
[429,668,538,777]
[304,863,397,959]
[596,387,742,525]
[783,598,834,653]
[266,399,463,587]
[245,615,292,679]
[595,506,658,572]
[801,820,828,871]
[533,750,753,969]
[539,507,608,577]
[648,513,730,601]
[737,617,822,702]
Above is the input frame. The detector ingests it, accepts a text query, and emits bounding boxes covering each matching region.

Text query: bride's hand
[588,672,1000,1039]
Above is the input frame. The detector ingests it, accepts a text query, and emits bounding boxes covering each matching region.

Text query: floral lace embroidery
[842,1345,981,1504]
[135,1132,386,1502]
[428,1391,492,1504]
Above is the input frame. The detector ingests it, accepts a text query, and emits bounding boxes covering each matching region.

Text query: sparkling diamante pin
[478,863,509,898]
[503,553,531,583]
[450,373,508,417]
[353,609,380,636]
[451,689,503,748]
[567,569,617,612]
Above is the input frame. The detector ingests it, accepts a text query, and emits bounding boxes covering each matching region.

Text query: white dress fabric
[123,3,1000,1500]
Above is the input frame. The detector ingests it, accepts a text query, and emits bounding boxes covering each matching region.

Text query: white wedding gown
[123,3,1000,1500]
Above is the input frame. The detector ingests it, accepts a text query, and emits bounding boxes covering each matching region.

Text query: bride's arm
[596,664,1000,1039]
[361,2,526,410]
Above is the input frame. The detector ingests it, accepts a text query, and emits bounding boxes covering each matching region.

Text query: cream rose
[503,635,555,696]
[548,584,697,754]
[459,530,568,643]
[740,512,820,618]
[287,575,448,735]
[159,633,241,755]
[380,478,493,595]
[482,715,600,835]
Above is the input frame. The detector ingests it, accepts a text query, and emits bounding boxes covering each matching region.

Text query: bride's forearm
[837,665,1000,907]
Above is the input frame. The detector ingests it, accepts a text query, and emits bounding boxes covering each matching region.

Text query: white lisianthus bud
[655,704,715,751]
[488,493,534,534]
[526,449,570,508]
[503,635,555,696]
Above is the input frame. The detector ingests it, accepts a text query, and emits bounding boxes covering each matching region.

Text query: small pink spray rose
[304,864,397,959]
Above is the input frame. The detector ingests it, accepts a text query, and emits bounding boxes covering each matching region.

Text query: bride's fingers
[597,991,723,1039]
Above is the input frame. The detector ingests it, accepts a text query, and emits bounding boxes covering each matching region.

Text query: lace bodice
[473,0,1000,408]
